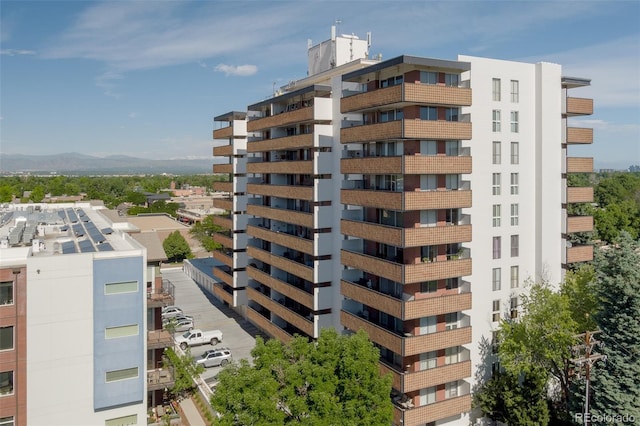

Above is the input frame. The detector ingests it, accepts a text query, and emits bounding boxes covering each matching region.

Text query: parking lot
[161,267,263,384]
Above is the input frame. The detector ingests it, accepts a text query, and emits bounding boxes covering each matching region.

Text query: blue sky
[1,1,638,169]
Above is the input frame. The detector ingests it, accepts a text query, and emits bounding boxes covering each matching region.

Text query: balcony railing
[147,330,173,350]
[147,367,176,392]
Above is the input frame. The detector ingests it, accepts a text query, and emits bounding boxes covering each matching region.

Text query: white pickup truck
[175,329,223,350]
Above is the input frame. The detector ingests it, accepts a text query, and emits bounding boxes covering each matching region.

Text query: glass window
[419,351,437,371]
[445,140,460,156]
[105,367,138,383]
[0,327,13,351]
[492,268,501,291]
[511,80,519,103]
[492,173,501,195]
[0,371,13,396]
[445,312,459,330]
[511,235,519,257]
[445,346,460,365]
[420,210,437,227]
[510,111,519,133]
[493,237,501,259]
[446,208,460,225]
[492,78,501,101]
[105,281,138,295]
[419,316,437,335]
[445,381,459,398]
[511,266,519,288]
[105,324,139,339]
[492,141,501,164]
[492,300,501,322]
[446,278,459,290]
[446,108,459,122]
[510,297,519,318]
[446,174,459,190]
[421,281,438,293]
[445,73,459,87]
[420,71,438,85]
[492,110,501,132]
[0,281,12,306]
[511,142,519,164]
[421,140,437,155]
[511,203,519,226]
[420,107,437,121]
[511,173,519,195]
[493,204,501,227]
[419,386,437,405]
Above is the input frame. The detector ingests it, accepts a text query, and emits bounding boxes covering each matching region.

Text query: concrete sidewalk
[179,397,207,426]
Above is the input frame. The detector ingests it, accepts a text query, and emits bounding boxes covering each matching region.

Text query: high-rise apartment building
[211,28,593,426]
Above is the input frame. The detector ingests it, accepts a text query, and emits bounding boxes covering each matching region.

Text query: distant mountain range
[0,153,225,175]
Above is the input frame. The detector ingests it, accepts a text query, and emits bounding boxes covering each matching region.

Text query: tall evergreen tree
[590,232,640,420]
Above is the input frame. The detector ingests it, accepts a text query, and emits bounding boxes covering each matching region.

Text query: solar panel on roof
[66,209,78,223]
[60,225,69,232]
[61,241,77,254]
[98,243,114,251]
[79,239,95,253]
[72,223,85,237]
[101,227,113,235]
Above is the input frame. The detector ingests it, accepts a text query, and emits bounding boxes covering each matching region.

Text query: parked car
[163,314,193,325]
[161,306,183,319]
[196,348,232,368]
[175,329,223,350]
[170,318,194,332]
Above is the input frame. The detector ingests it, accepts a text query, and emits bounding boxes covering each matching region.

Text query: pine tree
[590,232,640,420]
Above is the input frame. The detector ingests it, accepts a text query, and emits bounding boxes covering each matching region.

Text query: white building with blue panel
[0,202,147,426]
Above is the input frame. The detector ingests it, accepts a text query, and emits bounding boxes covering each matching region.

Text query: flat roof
[214,111,247,122]
[248,85,332,110]
[561,76,591,88]
[0,203,141,259]
[342,55,471,82]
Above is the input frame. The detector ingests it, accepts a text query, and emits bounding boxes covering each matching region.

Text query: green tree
[0,185,14,203]
[497,282,577,419]
[561,265,598,333]
[29,185,46,202]
[210,329,393,425]
[125,191,147,205]
[190,215,223,252]
[162,231,192,263]
[590,232,640,420]
[474,370,550,425]
[164,347,204,397]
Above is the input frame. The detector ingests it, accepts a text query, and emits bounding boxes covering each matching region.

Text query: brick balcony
[247,183,314,201]
[341,189,472,211]
[567,245,594,263]
[247,225,314,255]
[341,249,471,284]
[567,216,594,233]
[247,160,314,175]
[247,107,314,132]
[247,246,314,282]
[340,155,472,175]
[341,219,472,247]
[567,157,594,173]
[340,280,471,320]
[247,134,314,152]
[380,360,471,394]
[246,204,313,228]
[566,97,593,116]
[567,187,594,203]
[213,143,233,157]
[341,119,472,144]
[393,394,471,426]
[213,163,233,174]
[247,287,314,337]
[248,265,314,309]
[340,83,472,113]
[341,310,471,357]
[247,306,293,343]
[567,127,593,144]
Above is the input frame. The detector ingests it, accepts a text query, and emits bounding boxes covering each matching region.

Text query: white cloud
[41,2,306,71]
[94,71,123,99]
[128,112,138,119]
[519,35,640,109]
[0,49,35,56]
[214,64,258,77]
